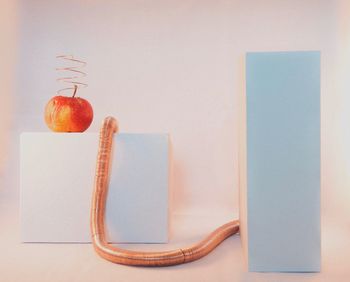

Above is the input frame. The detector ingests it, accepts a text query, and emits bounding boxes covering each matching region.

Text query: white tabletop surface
[1,198,350,282]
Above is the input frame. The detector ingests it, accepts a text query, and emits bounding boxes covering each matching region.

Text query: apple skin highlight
[45,95,93,132]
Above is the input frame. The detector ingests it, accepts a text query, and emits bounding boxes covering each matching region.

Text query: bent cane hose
[90,117,240,266]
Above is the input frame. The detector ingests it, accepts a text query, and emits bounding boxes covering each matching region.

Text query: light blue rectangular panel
[246,51,320,272]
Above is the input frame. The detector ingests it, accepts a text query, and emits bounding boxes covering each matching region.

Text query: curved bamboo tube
[90,116,240,266]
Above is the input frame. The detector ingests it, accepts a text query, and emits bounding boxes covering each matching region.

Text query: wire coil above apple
[44,55,93,132]
[56,55,87,97]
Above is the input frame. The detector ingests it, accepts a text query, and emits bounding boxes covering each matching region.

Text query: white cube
[20,132,169,243]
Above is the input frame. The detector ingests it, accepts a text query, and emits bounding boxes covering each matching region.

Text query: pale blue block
[244,51,320,272]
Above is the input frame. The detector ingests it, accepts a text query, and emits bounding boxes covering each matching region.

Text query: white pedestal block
[20,133,169,243]
[239,51,321,272]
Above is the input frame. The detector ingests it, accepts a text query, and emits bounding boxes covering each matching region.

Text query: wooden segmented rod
[90,117,240,266]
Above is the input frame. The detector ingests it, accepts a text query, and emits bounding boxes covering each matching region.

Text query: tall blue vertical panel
[246,51,320,272]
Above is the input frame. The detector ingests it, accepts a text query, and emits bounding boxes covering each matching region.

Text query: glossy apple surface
[45,95,93,132]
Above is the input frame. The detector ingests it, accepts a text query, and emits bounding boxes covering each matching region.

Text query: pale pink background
[1,0,350,281]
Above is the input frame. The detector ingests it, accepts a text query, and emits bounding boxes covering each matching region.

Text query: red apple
[45,90,93,132]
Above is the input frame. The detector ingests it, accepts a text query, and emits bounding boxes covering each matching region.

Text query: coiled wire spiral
[56,55,87,97]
